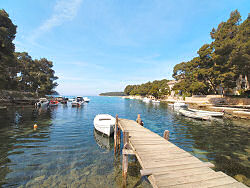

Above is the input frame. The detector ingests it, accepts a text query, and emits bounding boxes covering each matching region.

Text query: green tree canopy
[0,9,58,95]
[173,10,249,96]
[124,79,170,98]
[0,9,17,89]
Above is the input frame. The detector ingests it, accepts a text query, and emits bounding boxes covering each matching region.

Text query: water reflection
[94,129,113,152]
[182,119,250,180]
[0,107,53,187]
[0,97,249,187]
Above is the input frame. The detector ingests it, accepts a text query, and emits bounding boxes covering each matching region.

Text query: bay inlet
[0,96,249,187]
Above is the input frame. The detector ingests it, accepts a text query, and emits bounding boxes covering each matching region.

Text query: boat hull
[36,101,49,107]
[93,115,115,137]
[83,97,90,103]
[71,101,84,107]
[179,109,211,120]
[94,123,114,137]
[49,101,59,106]
[49,103,58,106]
[143,98,151,103]
[188,108,224,117]
[152,100,160,103]
[174,102,188,108]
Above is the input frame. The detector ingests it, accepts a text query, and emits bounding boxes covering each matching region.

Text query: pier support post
[114,115,118,154]
[118,126,121,152]
[163,130,170,140]
[122,131,129,187]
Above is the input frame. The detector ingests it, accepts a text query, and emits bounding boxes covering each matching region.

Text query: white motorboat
[152,99,160,103]
[174,102,188,108]
[93,114,115,137]
[188,108,224,117]
[71,100,82,107]
[72,96,84,107]
[35,98,49,107]
[68,98,75,102]
[179,108,211,120]
[143,97,151,103]
[76,96,84,101]
[83,97,90,103]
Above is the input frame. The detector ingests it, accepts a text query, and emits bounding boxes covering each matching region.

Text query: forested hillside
[124,79,170,98]
[99,92,125,96]
[173,10,250,96]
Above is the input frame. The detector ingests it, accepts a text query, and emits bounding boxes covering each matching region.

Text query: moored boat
[143,97,151,103]
[72,96,84,107]
[93,114,115,136]
[174,102,188,108]
[49,100,59,106]
[35,98,49,107]
[68,98,75,102]
[71,100,84,107]
[83,97,90,103]
[179,108,211,120]
[188,108,224,117]
[56,96,67,104]
[71,101,80,107]
[152,99,160,103]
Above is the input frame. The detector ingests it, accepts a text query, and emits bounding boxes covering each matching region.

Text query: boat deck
[117,118,247,188]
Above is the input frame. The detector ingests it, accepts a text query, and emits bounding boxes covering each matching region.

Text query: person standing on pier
[136,114,144,126]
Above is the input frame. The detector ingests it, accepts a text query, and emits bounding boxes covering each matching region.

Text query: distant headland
[99,92,126,96]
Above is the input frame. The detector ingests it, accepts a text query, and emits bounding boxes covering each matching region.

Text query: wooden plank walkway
[116,118,247,188]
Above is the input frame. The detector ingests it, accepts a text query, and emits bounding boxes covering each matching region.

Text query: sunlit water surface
[0,96,249,187]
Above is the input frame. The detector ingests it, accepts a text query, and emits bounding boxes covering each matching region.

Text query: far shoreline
[118,95,250,120]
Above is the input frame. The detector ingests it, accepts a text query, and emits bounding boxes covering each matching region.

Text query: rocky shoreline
[122,95,250,120]
[0,90,39,106]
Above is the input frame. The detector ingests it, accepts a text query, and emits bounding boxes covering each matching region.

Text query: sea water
[0,96,249,187]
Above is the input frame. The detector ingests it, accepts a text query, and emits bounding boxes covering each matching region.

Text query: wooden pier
[114,116,247,188]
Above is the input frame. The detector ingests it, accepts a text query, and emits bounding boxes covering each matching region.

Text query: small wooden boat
[93,114,115,136]
[179,108,211,120]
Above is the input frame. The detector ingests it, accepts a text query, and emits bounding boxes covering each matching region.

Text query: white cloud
[31,0,82,41]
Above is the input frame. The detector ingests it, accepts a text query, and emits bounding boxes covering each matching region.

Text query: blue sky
[2,0,249,95]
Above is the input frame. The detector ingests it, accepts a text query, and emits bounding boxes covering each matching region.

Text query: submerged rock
[34,175,45,181]
[234,174,250,186]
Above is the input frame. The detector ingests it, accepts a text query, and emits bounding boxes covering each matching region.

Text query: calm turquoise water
[0,96,249,187]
